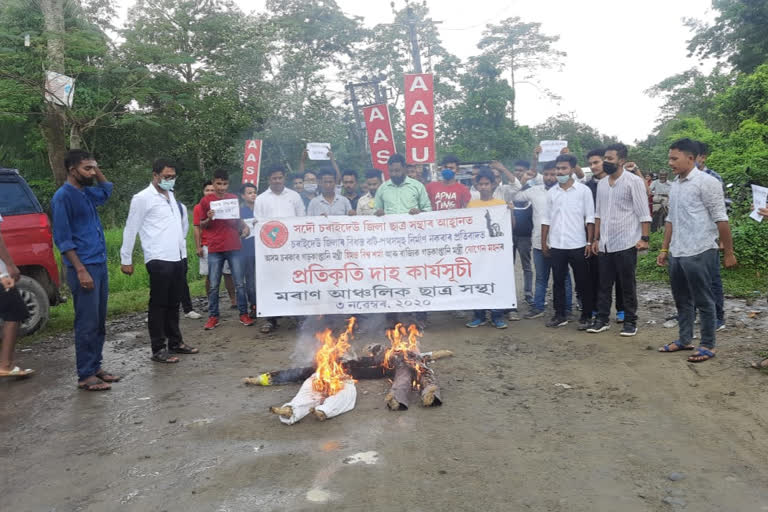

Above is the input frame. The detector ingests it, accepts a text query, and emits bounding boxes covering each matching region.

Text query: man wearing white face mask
[121,159,198,364]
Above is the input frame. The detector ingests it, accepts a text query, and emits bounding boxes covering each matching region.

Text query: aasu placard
[404,74,435,165]
[242,139,262,185]
[362,104,397,179]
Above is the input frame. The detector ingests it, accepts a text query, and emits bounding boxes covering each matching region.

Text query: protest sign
[750,184,768,222]
[404,73,435,165]
[254,206,516,316]
[210,198,240,220]
[363,104,397,179]
[242,139,262,185]
[539,140,568,162]
[45,71,75,107]
[307,143,331,160]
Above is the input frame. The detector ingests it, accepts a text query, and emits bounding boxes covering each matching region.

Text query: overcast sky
[118,0,715,143]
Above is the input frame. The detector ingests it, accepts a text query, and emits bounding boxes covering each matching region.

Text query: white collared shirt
[120,184,185,264]
[667,169,728,257]
[541,181,595,250]
[254,187,306,219]
[512,184,550,250]
[595,170,652,253]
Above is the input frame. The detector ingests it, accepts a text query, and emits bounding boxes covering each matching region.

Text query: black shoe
[546,316,568,328]
[620,323,638,337]
[586,320,610,333]
[577,318,591,330]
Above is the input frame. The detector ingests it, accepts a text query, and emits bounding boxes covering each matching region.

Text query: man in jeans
[52,150,118,391]
[657,138,736,362]
[121,159,199,363]
[198,169,252,329]
[587,143,651,337]
[517,161,573,319]
[541,154,595,329]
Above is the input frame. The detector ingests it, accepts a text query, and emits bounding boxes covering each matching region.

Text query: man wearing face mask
[587,143,651,337]
[426,160,471,210]
[51,150,117,390]
[121,159,198,363]
[374,154,431,216]
[301,170,318,209]
[541,154,595,329]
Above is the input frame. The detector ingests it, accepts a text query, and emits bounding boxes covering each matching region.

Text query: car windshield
[0,180,41,216]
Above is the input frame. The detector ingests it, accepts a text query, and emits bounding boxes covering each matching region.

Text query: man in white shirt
[541,154,595,329]
[120,159,198,363]
[587,143,651,337]
[356,169,382,216]
[657,138,736,363]
[253,164,305,333]
[307,168,353,216]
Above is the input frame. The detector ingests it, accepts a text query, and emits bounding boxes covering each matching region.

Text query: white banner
[45,71,75,107]
[254,206,516,316]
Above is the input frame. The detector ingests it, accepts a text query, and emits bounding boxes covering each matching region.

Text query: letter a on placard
[368,107,385,122]
[409,100,429,116]
[409,75,428,92]
[247,140,259,150]
[372,129,389,144]
[246,153,257,162]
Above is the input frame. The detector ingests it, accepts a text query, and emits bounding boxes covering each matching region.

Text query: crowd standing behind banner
[5,137,760,390]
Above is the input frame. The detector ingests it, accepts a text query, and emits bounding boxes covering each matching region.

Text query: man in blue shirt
[51,150,117,391]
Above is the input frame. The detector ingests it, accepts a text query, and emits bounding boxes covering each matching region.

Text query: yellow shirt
[467,198,506,208]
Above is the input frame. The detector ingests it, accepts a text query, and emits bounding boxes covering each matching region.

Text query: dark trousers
[670,249,718,349]
[147,259,184,354]
[597,248,638,325]
[180,257,193,314]
[551,248,592,321]
[587,255,624,315]
[66,262,108,380]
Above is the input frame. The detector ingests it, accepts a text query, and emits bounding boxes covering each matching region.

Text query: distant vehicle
[0,168,63,335]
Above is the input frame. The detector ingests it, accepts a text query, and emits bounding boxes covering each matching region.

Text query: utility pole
[406,7,422,73]
[345,77,389,157]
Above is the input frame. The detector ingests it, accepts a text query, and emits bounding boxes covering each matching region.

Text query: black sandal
[169,344,199,354]
[151,349,180,363]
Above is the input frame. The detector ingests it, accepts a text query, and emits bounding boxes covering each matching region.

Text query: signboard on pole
[254,206,516,316]
[362,104,397,179]
[404,73,435,165]
[45,71,75,107]
[242,139,262,185]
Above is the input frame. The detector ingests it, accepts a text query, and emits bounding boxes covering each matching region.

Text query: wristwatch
[640,236,650,242]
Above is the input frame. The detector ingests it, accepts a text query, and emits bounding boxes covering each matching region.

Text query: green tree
[533,113,617,163]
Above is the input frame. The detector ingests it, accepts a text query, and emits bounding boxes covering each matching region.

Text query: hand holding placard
[210,198,240,220]
[307,143,331,160]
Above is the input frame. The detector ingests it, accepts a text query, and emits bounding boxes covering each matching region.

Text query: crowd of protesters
[3,136,766,390]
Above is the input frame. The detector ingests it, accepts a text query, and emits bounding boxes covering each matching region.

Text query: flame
[312,316,356,396]
[384,323,425,389]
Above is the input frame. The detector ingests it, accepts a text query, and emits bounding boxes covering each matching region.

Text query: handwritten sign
[254,207,517,316]
[210,198,240,220]
[750,184,768,222]
[539,140,568,162]
[307,143,331,161]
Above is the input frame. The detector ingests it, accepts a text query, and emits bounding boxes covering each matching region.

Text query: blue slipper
[658,341,695,353]
[688,348,716,363]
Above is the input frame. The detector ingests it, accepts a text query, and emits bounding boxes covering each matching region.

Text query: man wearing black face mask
[587,143,651,337]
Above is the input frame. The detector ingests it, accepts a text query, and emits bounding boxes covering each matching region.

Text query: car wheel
[15,276,50,336]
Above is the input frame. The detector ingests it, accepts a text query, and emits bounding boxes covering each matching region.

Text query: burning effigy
[243,317,452,424]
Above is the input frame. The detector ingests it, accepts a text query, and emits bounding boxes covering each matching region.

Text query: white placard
[750,184,768,222]
[45,71,75,107]
[307,142,331,160]
[539,140,568,162]
[254,207,516,316]
[210,198,240,220]
[243,217,257,238]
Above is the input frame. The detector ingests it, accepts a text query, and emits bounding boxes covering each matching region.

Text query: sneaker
[546,316,568,328]
[507,311,521,321]
[577,318,591,331]
[524,309,544,319]
[204,316,219,330]
[586,320,610,333]
[240,314,254,326]
[716,321,726,332]
[524,296,535,307]
[249,305,258,319]
[184,310,202,319]
[493,319,508,329]
[620,323,638,337]
[465,318,487,328]
[616,310,625,323]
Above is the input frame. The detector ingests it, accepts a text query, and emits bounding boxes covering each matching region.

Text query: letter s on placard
[375,149,391,164]
[245,165,256,175]
[411,123,429,139]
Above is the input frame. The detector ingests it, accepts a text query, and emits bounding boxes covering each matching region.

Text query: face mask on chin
[602,161,619,175]
[303,183,317,194]
[544,181,556,190]
[391,175,405,185]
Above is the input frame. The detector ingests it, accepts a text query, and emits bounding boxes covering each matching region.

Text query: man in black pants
[587,143,651,336]
[120,159,198,363]
[541,154,595,329]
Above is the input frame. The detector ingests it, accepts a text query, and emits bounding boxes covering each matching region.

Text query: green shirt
[374,176,432,214]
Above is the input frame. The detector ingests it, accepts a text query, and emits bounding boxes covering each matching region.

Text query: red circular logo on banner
[260,221,289,249]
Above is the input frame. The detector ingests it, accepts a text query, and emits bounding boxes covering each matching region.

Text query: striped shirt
[512,184,550,250]
[541,182,595,250]
[667,169,728,258]
[595,170,652,253]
